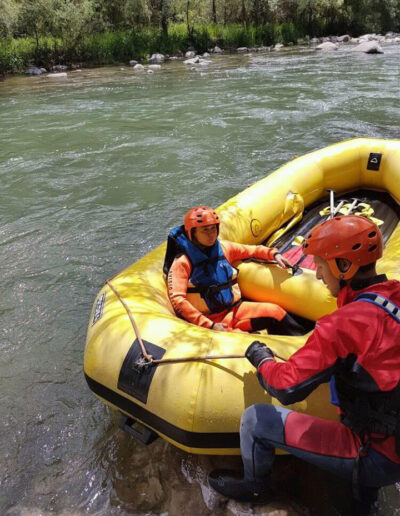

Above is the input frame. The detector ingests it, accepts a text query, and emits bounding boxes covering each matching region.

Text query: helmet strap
[329,259,359,280]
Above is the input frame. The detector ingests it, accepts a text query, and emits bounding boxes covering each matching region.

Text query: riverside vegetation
[1,0,400,75]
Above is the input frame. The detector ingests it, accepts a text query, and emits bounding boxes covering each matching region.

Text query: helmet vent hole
[352,243,361,250]
[368,244,377,252]
[368,231,376,238]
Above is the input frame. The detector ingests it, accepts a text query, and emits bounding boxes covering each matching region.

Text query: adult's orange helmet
[303,215,383,280]
[184,206,220,240]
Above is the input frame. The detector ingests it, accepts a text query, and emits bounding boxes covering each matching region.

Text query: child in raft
[163,206,306,335]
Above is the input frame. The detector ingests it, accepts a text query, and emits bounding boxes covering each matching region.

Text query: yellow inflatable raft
[84,138,400,455]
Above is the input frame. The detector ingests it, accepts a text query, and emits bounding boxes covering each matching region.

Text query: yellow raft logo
[250,218,262,237]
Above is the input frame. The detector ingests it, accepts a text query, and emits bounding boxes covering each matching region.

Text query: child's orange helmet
[184,207,220,240]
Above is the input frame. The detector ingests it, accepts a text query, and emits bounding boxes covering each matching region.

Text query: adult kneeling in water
[208,215,400,515]
[163,206,305,334]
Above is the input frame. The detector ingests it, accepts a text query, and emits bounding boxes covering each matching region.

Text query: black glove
[245,341,275,369]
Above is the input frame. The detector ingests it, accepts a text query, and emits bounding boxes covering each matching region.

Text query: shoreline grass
[0,22,303,76]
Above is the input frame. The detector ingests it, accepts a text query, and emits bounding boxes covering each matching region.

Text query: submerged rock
[52,64,67,72]
[316,42,339,51]
[26,66,42,76]
[184,56,200,65]
[353,41,384,54]
[47,72,67,78]
[148,53,165,64]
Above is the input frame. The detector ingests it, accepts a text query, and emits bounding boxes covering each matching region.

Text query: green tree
[0,0,19,37]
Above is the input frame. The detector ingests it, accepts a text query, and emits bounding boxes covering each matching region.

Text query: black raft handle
[118,413,158,445]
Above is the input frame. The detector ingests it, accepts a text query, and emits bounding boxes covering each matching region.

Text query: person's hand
[274,252,292,269]
[245,341,275,368]
[212,322,228,332]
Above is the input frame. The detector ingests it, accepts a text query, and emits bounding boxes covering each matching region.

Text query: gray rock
[40,67,47,73]
[310,37,320,44]
[202,52,210,57]
[53,64,67,72]
[147,69,154,74]
[213,46,222,53]
[148,53,165,64]
[237,47,248,53]
[248,47,258,52]
[316,42,339,51]
[148,64,161,70]
[337,35,350,42]
[274,43,284,50]
[129,60,138,66]
[26,66,42,76]
[359,33,378,42]
[133,64,144,71]
[353,41,383,54]
[185,51,196,58]
[184,56,200,65]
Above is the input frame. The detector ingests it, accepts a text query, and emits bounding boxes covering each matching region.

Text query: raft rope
[105,279,288,367]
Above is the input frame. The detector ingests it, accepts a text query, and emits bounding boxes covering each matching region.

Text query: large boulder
[213,46,222,53]
[337,35,350,42]
[316,42,339,51]
[185,51,196,58]
[26,66,42,76]
[353,41,383,53]
[148,53,165,64]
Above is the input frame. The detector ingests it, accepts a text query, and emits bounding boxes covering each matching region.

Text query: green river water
[1,46,400,515]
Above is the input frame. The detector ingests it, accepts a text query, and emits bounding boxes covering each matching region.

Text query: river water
[1,45,400,515]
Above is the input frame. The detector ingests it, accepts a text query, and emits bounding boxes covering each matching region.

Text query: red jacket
[258,275,400,462]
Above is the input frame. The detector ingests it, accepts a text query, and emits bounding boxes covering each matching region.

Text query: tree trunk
[161,0,169,36]
[241,0,247,26]
[212,0,217,24]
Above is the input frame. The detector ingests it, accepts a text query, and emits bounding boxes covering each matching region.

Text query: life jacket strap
[355,292,400,323]
[187,277,238,294]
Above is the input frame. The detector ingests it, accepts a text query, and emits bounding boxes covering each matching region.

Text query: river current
[1,45,400,515]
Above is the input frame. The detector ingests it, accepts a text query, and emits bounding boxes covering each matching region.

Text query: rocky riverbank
[22,31,399,80]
